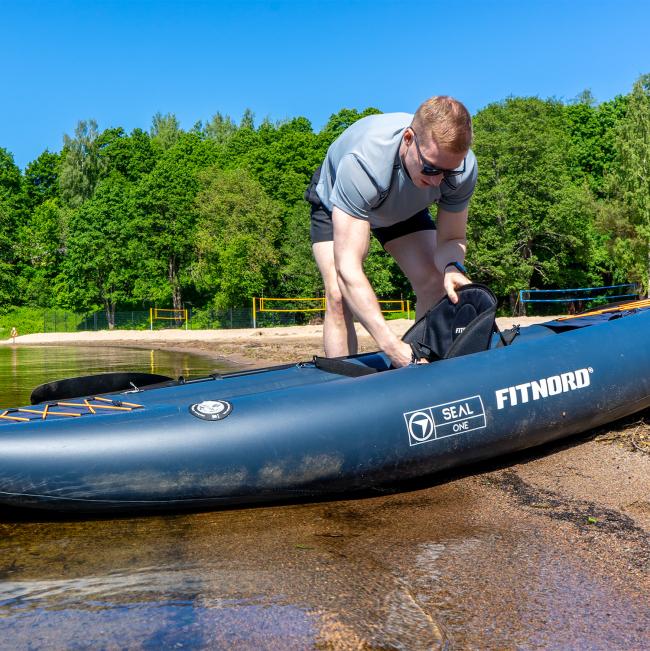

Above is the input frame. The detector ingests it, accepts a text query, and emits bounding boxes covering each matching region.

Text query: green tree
[15,199,65,306]
[0,200,17,306]
[194,168,282,308]
[150,112,182,151]
[278,203,322,298]
[601,73,650,293]
[469,97,603,312]
[319,107,382,142]
[565,92,628,197]
[60,174,139,327]
[240,117,323,207]
[0,148,26,306]
[99,127,159,182]
[0,147,23,203]
[23,150,61,209]
[240,108,255,131]
[204,112,237,144]
[364,239,401,299]
[59,119,107,207]
[135,133,218,310]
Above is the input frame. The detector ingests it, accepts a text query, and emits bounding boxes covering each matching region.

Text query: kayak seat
[30,372,173,404]
[312,285,500,375]
[402,284,499,362]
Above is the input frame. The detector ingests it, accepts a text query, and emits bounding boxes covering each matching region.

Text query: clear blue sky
[1,0,648,169]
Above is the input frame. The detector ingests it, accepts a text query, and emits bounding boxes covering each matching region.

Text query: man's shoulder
[354,112,413,128]
[332,113,411,184]
[318,112,413,218]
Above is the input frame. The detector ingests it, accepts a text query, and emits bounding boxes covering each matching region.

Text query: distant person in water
[304,96,478,367]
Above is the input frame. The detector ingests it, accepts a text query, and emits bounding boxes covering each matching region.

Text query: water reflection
[0,505,448,650]
[0,345,235,409]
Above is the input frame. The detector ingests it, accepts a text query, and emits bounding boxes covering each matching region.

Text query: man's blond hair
[412,96,472,154]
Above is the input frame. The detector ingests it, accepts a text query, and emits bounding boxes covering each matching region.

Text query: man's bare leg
[312,241,358,356]
[384,230,444,318]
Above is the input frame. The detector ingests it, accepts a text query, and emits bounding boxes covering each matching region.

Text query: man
[306,96,477,367]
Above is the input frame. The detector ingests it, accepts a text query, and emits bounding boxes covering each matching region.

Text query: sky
[1,0,649,169]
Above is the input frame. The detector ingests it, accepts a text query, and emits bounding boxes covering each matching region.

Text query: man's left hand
[444,269,471,304]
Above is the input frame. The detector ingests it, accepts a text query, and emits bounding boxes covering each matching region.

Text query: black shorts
[305,166,435,247]
[310,203,435,247]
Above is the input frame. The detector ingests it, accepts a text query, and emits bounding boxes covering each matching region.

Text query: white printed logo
[189,400,233,420]
[407,411,435,442]
[405,396,486,446]
[495,367,593,410]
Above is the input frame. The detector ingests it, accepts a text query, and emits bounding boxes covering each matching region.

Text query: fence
[37,307,260,333]
[32,297,414,334]
[252,297,325,329]
[149,308,188,330]
[42,310,152,332]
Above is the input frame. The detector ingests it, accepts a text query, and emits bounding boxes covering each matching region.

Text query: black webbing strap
[409,341,440,363]
[313,356,379,377]
[496,324,520,347]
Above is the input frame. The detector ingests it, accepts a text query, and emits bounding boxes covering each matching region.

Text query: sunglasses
[409,127,466,178]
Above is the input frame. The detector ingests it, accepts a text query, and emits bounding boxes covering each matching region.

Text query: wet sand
[1,320,649,648]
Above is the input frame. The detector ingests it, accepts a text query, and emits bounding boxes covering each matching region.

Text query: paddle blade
[30,372,173,404]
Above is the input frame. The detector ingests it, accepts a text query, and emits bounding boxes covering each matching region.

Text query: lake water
[0,345,234,410]
[0,345,647,649]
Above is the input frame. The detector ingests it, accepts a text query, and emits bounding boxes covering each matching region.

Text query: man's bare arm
[434,206,471,303]
[332,206,414,367]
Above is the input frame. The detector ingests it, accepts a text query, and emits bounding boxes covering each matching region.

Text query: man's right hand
[385,339,428,368]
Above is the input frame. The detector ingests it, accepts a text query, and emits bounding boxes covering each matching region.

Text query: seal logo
[406,410,434,443]
[189,400,233,421]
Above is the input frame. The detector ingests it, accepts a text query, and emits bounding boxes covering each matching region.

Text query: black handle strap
[313,356,379,377]
[495,323,520,347]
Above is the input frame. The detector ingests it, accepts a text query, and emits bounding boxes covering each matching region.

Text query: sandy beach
[1,315,552,367]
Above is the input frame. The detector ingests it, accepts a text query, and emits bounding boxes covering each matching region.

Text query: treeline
[0,75,649,325]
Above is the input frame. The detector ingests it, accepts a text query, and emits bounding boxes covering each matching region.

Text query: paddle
[30,372,173,405]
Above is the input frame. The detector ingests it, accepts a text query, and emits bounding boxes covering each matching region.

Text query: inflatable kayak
[1,291,649,513]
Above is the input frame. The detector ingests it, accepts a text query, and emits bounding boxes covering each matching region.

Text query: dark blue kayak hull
[1,309,649,513]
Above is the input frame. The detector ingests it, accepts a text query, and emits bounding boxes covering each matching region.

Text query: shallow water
[0,346,648,649]
[0,345,233,409]
[1,491,647,650]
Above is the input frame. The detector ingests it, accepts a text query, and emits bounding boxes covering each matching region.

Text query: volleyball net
[149,308,189,330]
[252,297,412,328]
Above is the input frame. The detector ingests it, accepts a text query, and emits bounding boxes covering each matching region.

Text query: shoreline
[0,316,552,368]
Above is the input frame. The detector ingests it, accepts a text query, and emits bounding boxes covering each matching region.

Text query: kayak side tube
[0,310,649,512]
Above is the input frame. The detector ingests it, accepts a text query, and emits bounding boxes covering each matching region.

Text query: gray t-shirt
[316,112,477,228]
